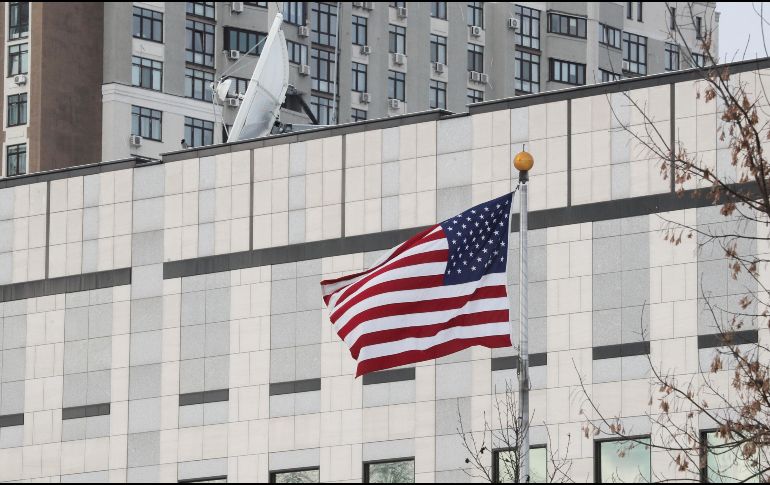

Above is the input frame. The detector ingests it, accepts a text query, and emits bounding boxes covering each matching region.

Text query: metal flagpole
[514,148,533,483]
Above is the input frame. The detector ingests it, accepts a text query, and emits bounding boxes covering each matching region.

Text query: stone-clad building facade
[0,58,765,482]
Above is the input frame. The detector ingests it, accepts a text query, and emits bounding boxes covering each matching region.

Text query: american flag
[321,192,514,376]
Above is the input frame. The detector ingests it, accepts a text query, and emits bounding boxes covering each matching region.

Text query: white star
[484,207,490,211]
[482,248,488,253]
[457,269,462,274]
[477,257,482,262]
[494,230,499,236]
[471,266,477,271]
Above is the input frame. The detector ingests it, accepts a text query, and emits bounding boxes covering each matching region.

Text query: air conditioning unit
[299,64,310,76]
[397,6,408,18]
[362,2,374,10]
[360,45,372,55]
[393,53,405,65]
[359,92,372,104]
[469,71,482,82]
[298,25,310,37]
[470,25,482,37]
[389,98,401,110]
[508,17,519,30]
[480,73,489,84]
[231,2,244,13]
[433,62,445,74]
[352,1,363,7]
[129,135,142,146]
[227,50,240,60]
[622,60,631,71]
[13,74,26,85]
[227,98,240,107]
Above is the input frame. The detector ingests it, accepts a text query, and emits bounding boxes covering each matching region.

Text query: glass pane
[599,439,651,483]
[706,432,760,483]
[272,469,320,483]
[367,460,415,483]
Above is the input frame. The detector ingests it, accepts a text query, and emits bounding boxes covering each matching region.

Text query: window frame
[8,2,29,41]
[351,61,367,93]
[8,43,28,77]
[699,429,762,483]
[696,16,703,39]
[132,6,163,43]
[283,2,307,26]
[515,5,541,50]
[311,47,335,93]
[388,24,406,55]
[7,93,27,127]
[352,15,368,46]
[351,108,367,122]
[492,445,547,483]
[184,68,214,101]
[549,58,586,86]
[186,2,215,19]
[431,2,447,20]
[599,69,622,83]
[310,94,335,125]
[467,88,483,105]
[363,457,415,484]
[467,2,484,28]
[665,42,679,72]
[286,39,308,65]
[599,23,622,49]
[269,467,320,483]
[311,2,338,47]
[186,19,215,67]
[387,70,405,102]
[594,436,652,484]
[131,105,163,142]
[132,56,163,91]
[622,31,648,75]
[430,34,447,64]
[547,12,587,39]
[429,79,446,110]
[184,116,214,148]
[224,27,268,56]
[467,43,484,73]
[5,143,26,177]
[515,50,540,94]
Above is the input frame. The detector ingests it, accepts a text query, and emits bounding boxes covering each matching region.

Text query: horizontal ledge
[362,367,415,385]
[698,329,758,349]
[179,389,230,406]
[269,378,322,396]
[61,403,111,420]
[593,341,650,360]
[491,353,548,371]
[0,413,24,428]
[0,268,132,303]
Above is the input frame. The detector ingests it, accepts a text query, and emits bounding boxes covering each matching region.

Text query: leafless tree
[578,2,770,482]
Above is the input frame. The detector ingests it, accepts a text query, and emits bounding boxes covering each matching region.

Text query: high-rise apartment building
[1,2,718,177]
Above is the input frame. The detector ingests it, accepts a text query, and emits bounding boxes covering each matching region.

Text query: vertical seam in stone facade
[45,180,50,278]
[567,99,572,207]
[670,82,676,192]
[341,135,347,237]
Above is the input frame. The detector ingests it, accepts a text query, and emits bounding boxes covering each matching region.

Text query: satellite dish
[228,13,289,142]
[215,79,233,102]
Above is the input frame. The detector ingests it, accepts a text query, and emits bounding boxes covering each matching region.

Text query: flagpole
[514,149,534,483]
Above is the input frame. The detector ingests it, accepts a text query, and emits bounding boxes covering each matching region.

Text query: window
[352,15,367,46]
[186,2,215,19]
[467,88,483,104]
[227,77,250,97]
[515,51,540,93]
[548,12,587,38]
[669,7,676,30]
[696,16,703,39]
[185,68,213,101]
[283,2,306,25]
[132,56,163,91]
[133,7,163,42]
[310,95,335,125]
[6,143,26,177]
[431,2,447,20]
[8,2,29,40]
[247,2,268,6]
[311,48,335,93]
[131,106,162,141]
[7,93,26,127]
[387,70,405,101]
[665,43,679,71]
[622,32,647,75]
[351,62,367,92]
[637,2,643,22]
[493,447,547,483]
[286,40,308,65]
[389,24,406,54]
[364,459,415,483]
[515,5,540,50]
[430,34,447,64]
[311,2,337,47]
[701,431,760,483]
[626,2,633,20]
[467,2,484,28]
[270,468,320,483]
[429,80,446,109]
[599,23,621,49]
[351,109,367,122]
[184,117,214,148]
[7,43,28,76]
[550,58,585,85]
[186,20,215,67]
[467,43,484,73]
[596,438,651,483]
[225,27,267,56]
[692,52,706,68]
[599,69,621,82]
[389,2,406,8]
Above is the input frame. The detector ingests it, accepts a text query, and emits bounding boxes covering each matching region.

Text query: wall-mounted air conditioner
[470,25,482,37]
[227,50,240,60]
[231,2,244,13]
[130,135,142,146]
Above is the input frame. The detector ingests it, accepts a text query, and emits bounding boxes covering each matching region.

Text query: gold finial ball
[514,150,534,172]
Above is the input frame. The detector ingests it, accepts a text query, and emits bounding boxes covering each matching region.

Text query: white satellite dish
[215,79,233,102]
[228,12,289,142]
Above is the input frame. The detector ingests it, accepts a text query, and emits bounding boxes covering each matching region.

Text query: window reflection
[270,468,320,483]
[704,431,760,483]
[598,438,651,483]
[365,459,415,483]
[494,447,547,483]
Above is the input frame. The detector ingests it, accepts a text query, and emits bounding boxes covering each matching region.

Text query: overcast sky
[718,2,770,61]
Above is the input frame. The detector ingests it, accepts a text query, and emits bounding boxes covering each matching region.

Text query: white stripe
[332,272,507,333]
[357,321,512,362]
[343,296,509,348]
[326,237,449,309]
[328,261,447,318]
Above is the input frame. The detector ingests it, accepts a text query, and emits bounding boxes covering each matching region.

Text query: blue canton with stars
[439,192,512,285]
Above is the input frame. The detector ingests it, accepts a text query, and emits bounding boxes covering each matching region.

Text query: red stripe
[320,225,441,290]
[355,334,512,377]
[336,285,507,340]
[328,248,448,311]
[349,309,509,358]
